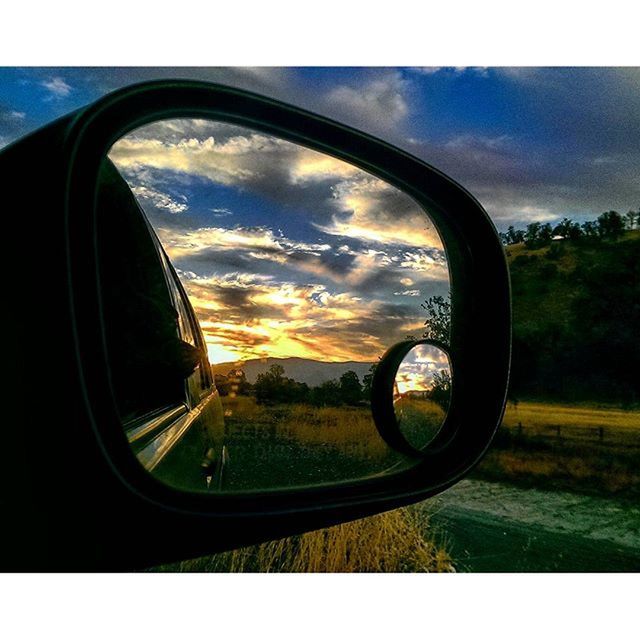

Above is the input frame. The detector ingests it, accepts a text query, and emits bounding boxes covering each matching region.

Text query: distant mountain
[211,356,375,386]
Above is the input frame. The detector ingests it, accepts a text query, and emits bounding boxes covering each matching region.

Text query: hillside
[505,230,640,403]
[211,356,374,386]
[506,229,639,330]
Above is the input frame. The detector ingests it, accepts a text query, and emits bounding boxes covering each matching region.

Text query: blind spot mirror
[394,343,451,451]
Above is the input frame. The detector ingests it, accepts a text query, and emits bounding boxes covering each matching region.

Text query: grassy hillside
[505,230,640,403]
[506,229,639,328]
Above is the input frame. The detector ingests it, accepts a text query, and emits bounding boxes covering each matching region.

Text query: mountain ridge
[211,356,375,385]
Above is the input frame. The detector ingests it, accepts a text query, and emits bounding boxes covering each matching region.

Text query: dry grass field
[167,507,453,572]
[156,397,638,571]
[476,401,640,495]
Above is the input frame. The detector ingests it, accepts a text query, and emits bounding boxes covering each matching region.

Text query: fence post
[598,426,604,443]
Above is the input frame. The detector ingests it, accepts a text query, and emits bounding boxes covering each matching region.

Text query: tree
[507,225,525,244]
[310,379,342,407]
[429,369,452,411]
[553,217,583,241]
[581,220,599,239]
[362,364,377,401]
[254,364,308,405]
[214,373,230,396]
[524,222,553,248]
[421,294,451,344]
[625,209,637,230]
[339,370,363,405]
[254,364,285,405]
[597,210,625,240]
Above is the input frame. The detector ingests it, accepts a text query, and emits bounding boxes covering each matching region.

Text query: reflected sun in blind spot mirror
[394,344,452,451]
[104,118,451,493]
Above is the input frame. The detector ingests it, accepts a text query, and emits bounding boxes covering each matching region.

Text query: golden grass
[480,448,638,494]
[222,395,391,460]
[503,401,640,432]
[152,397,453,572]
[284,404,389,459]
[477,401,640,495]
[170,508,453,573]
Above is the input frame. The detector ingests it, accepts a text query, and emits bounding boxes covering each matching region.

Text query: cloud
[211,207,233,217]
[108,117,451,364]
[0,106,29,148]
[158,224,330,261]
[405,131,640,228]
[130,184,188,214]
[395,343,450,393]
[316,175,443,249]
[408,67,489,78]
[324,71,410,133]
[41,77,72,98]
[181,272,394,363]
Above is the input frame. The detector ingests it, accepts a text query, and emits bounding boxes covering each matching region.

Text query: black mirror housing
[0,81,510,570]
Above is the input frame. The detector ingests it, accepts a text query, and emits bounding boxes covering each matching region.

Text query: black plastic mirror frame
[63,80,511,520]
[372,339,453,457]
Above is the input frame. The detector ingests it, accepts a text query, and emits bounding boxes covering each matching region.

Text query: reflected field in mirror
[105,118,451,493]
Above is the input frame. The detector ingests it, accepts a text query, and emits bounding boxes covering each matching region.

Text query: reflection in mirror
[103,118,450,493]
[394,344,452,451]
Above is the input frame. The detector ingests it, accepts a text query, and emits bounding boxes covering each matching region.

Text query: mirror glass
[100,118,450,493]
[394,344,452,451]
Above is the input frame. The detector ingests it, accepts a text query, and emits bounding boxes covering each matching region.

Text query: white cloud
[211,207,233,217]
[408,66,489,78]
[315,175,443,249]
[158,224,331,261]
[131,185,188,214]
[325,72,409,129]
[41,77,71,98]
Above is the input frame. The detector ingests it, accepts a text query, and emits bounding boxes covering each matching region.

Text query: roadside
[423,478,640,572]
[473,401,640,498]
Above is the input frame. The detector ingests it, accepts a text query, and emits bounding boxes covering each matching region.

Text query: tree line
[214,364,377,407]
[499,208,638,249]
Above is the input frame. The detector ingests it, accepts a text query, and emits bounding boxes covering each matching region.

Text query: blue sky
[1,67,639,228]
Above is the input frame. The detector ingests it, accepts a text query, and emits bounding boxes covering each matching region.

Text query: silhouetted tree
[581,220,599,239]
[421,294,451,344]
[524,222,553,248]
[362,364,377,401]
[310,379,342,407]
[429,369,452,411]
[339,370,363,406]
[625,209,637,230]
[597,210,625,240]
[214,373,230,396]
[553,217,583,241]
[254,364,308,405]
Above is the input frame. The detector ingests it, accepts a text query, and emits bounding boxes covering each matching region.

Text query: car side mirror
[0,80,510,570]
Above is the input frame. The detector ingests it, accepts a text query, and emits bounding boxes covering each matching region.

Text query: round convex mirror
[393,343,451,451]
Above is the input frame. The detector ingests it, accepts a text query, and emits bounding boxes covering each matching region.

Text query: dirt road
[423,479,640,572]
